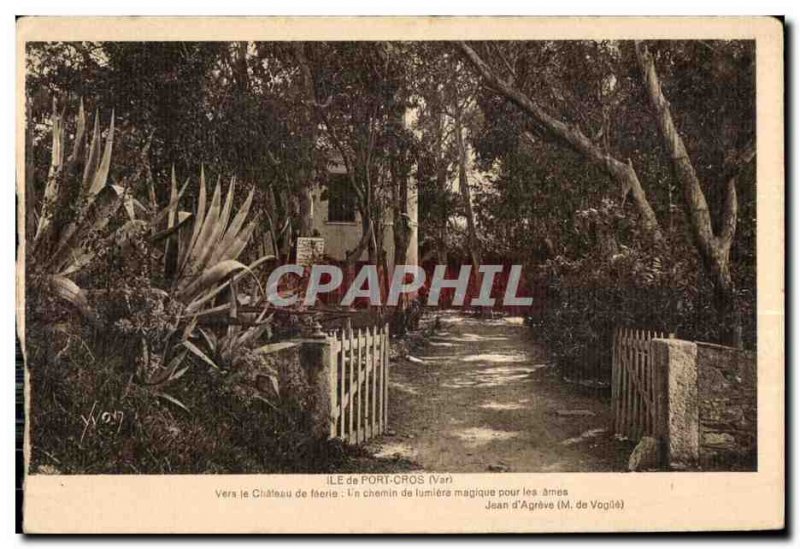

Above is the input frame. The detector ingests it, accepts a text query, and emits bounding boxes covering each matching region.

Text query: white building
[309,157,418,272]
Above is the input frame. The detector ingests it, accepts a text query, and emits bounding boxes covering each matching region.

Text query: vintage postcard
[16,16,784,533]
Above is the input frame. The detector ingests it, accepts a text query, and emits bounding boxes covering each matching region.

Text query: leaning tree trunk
[634,41,754,348]
[459,42,663,245]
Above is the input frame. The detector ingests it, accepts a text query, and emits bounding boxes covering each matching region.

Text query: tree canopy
[25,39,756,347]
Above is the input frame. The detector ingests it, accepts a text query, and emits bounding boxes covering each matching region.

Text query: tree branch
[717,141,755,250]
[459,41,663,242]
[635,41,722,254]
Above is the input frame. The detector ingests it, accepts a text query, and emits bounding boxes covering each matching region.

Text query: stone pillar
[651,338,700,468]
[299,335,335,440]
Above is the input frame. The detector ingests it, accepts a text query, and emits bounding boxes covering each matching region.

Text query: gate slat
[621,328,628,438]
[357,328,364,443]
[627,329,636,438]
[375,327,386,434]
[611,328,622,433]
[379,324,384,433]
[371,325,378,437]
[336,330,347,440]
[644,330,651,435]
[635,330,642,439]
[327,322,391,445]
[612,326,663,441]
[636,329,643,439]
[619,329,625,435]
[365,326,373,440]
[332,330,339,439]
[611,329,617,433]
[383,323,389,432]
[339,326,346,438]
[348,324,355,444]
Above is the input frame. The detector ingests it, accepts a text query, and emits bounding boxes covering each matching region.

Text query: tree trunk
[453,102,482,304]
[25,103,37,241]
[434,104,450,267]
[271,186,294,263]
[390,108,412,269]
[291,43,317,238]
[392,168,412,268]
[459,42,663,244]
[634,41,752,347]
[345,207,372,269]
[435,171,449,267]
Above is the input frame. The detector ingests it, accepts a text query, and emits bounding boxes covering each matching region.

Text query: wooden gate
[328,323,390,444]
[611,328,672,441]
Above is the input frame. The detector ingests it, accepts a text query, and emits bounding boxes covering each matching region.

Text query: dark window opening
[326,173,356,223]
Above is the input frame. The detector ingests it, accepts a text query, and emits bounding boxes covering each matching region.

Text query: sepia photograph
[16,15,784,534]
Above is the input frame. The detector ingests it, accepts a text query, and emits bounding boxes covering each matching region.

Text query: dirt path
[369,312,631,472]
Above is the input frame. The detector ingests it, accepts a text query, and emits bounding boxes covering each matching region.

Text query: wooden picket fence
[611,327,672,441]
[328,323,390,444]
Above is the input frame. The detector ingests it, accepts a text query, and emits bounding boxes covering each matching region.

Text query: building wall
[309,107,419,270]
[310,172,417,270]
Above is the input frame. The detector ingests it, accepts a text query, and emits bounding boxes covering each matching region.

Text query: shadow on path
[369,312,632,472]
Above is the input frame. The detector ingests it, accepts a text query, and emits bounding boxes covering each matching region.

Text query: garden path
[369,312,630,472]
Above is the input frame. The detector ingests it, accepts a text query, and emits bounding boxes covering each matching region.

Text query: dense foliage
[462,40,756,380]
[24,40,757,471]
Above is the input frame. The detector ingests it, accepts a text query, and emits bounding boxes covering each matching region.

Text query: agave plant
[27,99,127,321]
[139,168,279,400]
[27,100,196,323]
[157,167,276,311]
[28,99,280,409]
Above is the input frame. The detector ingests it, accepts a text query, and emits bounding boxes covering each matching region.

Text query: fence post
[650,337,699,468]
[299,333,336,441]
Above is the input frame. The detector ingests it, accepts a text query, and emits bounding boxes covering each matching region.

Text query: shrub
[24,100,341,474]
[528,198,753,384]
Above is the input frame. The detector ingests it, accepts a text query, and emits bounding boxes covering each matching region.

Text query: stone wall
[696,342,757,470]
[648,338,757,470]
[238,339,333,441]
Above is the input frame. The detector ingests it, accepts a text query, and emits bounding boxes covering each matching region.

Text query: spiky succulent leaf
[191,177,234,277]
[150,178,190,229]
[82,112,102,191]
[184,254,274,313]
[49,275,96,323]
[66,99,87,166]
[163,167,180,279]
[183,340,220,371]
[50,183,124,271]
[178,166,207,274]
[33,103,66,244]
[150,211,193,243]
[208,186,254,266]
[88,110,115,195]
[219,217,259,264]
[178,259,246,302]
[183,177,222,281]
[155,392,191,413]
